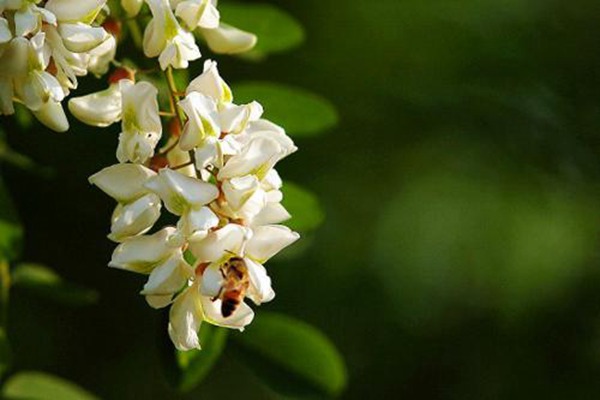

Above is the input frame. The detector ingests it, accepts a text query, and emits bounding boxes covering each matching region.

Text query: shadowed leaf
[2,371,99,400]
[11,264,98,306]
[220,2,304,59]
[231,312,347,398]
[233,82,338,137]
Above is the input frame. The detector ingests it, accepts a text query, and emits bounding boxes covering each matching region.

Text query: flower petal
[144,169,219,215]
[244,258,275,304]
[58,23,109,53]
[168,283,203,350]
[31,100,69,132]
[200,295,254,330]
[45,0,106,23]
[68,84,122,127]
[141,253,194,308]
[108,193,162,242]
[109,227,177,273]
[252,202,291,226]
[121,0,144,17]
[186,59,232,104]
[201,23,257,55]
[245,225,300,263]
[189,223,250,263]
[89,163,156,203]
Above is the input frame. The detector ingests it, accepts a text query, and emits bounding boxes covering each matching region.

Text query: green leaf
[231,312,347,397]
[0,177,23,262]
[220,2,304,59]
[2,372,99,400]
[282,182,325,233]
[13,104,33,130]
[0,328,11,380]
[0,127,52,177]
[161,324,228,393]
[11,264,98,306]
[232,82,338,137]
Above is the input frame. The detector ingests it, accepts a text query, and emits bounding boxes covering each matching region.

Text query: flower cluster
[126,0,256,70]
[0,0,116,131]
[77,59,299,350]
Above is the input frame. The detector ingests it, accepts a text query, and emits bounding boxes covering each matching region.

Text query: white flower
[186,59,232,105]
[89,163,157,203]
[144,168,219,215]
[89,163,161,241]
[109,227,179,273]
[68,83,122,127]
[218,131,297,180]
[0,17,12,44]
[142,252,194,308]
[219,175,267,222]
[178,92,220,151]
[173,0,220,30]
[109,193,162,242]
[219,101,263,134]
[43,24,89,94]
[117,80,162,163]
[200,23,257,55]
[57,23,110,53]
[167,281,204,350]
[31,99,69,132]
[87,33,117,75]
[191,223,299,305]
[44,0,106,24]
[121,0,144,17]
[143,0,201,70]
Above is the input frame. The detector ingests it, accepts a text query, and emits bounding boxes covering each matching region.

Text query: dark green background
[5,0,600,398]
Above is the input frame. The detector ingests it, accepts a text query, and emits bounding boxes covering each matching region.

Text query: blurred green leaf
[220,2,304,59]
[282,181,325,233]
[0,131,49,176]
[0,328,10,380]
[0,177,23,262]
[13,104,33,130]
[373,140,600,329]
[233,82,338,137]
[231,312,347,397]
[11,264,98,306]
[2,372,99,400]
[162,324,228,393]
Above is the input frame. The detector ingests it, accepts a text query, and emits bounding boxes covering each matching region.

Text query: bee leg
[211,287,223,302]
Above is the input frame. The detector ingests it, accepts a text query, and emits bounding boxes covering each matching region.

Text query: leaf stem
[164,67,199,176]
[126,19,143,49]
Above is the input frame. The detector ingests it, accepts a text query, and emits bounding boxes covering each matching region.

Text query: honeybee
[213,257,250,318]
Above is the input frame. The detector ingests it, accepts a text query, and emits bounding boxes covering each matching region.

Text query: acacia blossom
[0,0,116,131]
[81,59,299,350]
[2,0,299,351]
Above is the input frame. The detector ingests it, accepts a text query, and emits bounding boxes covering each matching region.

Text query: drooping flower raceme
[0,0,299,351]
[0,0,116,131]
[82,60,299,350]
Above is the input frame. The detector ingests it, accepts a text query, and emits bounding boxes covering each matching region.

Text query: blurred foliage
[4,0,600,399]
[231,312,347,397]
[0,177,22,262]
[233,82,338,137]
[162,325,228,392]
[220,2,305,60]
[2,372,98,400]
[374,139,600,329]
[281,181,324,233]
[11,264,98,307]
[0,328,10,380]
